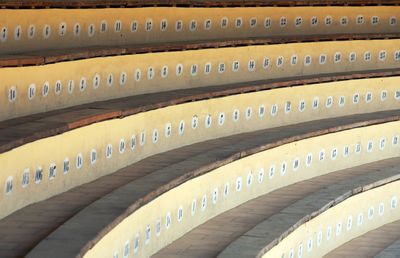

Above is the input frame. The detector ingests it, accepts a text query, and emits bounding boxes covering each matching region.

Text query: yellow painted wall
[1,39,400,121]
[81,121,400,258]
[0,7,399,54]
[263,181,400,258]
[1,76,400,219]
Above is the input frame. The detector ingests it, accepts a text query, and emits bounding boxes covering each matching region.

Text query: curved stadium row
[0,2,399,258]
[0,7,398,54]
[2,39,400,121]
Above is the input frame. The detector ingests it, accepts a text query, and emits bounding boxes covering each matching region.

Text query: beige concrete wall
[1,76,400,219]
[0,7,398,54]
[263,180,400,258]
[82,121,400,258]
[1,39,400,121]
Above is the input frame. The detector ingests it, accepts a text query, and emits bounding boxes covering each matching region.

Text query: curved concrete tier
[2,39,400,121]
[0,7,399,55]
[1,69,398,154]
[259,177,400,258]
[2,34,398,68]
[0,111,396,257]
[27,118,400,258]
[324,220,400,257]
[155,157,400,258]
[2,75,400,219]
[0,0,398,8]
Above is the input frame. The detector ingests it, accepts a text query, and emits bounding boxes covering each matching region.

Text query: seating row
[2,39,400,121]
[0,7,398,54]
